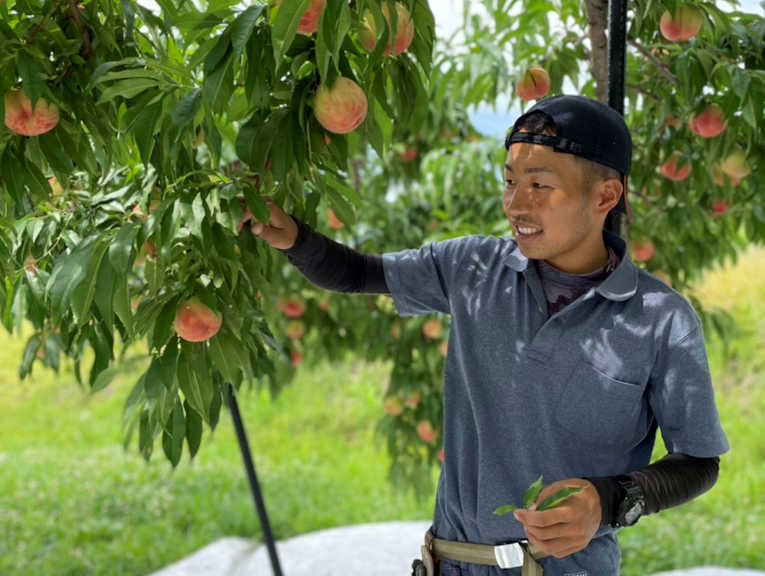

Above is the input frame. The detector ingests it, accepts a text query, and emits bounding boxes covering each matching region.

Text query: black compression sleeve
[277,215,390,294]
[585,453,720,527]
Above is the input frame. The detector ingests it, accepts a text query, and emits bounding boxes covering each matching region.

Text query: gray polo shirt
[381,228,729,576]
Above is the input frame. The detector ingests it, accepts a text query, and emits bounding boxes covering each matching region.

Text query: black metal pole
[606,0,630,240]
[226,383,284,576]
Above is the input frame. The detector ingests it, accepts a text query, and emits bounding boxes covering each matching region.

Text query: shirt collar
[503,228,638,302]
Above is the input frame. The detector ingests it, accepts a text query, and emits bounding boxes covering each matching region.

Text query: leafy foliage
[0,0,762,500]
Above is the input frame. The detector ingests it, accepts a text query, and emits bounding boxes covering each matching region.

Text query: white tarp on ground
[149,521,764,576]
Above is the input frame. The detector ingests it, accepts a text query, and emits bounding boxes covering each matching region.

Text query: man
[241,95,730,575]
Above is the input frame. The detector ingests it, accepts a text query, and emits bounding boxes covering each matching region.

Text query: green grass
[1,245,764,575]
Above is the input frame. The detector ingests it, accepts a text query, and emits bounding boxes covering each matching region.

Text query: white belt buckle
[494,541,524,569]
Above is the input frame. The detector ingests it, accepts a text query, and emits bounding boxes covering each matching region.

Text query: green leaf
[133,100,163,165]
[153,299,179,351]
[209,328,243,386]
[536,486,585,511]
[184,398,203,459]
[113,274,133,338]
[109,222,139,273]
[96,78,161,104]
[171,88,202,127]
[19,334,41,380]
[178,342,214,423]
[493,504,518,516]
[523,474,545,509]
[47,238,97,320]
[71,238,110,327]
[271,0,311,65]
[15,50,45,106]
[145,341,179,399]
[230,5,265,60]
[161,397,185,467]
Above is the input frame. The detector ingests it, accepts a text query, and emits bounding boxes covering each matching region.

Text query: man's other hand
[238,195,299,250]
[513,477,601,559]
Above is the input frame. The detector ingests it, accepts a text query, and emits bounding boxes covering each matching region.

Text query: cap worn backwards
[505,94,633,215]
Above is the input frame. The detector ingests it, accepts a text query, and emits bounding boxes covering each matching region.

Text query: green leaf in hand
[523,474,544,509]
[493,504,518,516]
[536,486,585,511]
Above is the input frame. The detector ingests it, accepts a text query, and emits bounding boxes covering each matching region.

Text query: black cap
[505,95,632,216]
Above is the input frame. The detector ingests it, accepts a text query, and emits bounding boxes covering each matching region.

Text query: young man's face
[503,138,619,274]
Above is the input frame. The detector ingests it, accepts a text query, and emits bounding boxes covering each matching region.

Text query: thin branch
[67,0,92,58]
[626,82,661,102]
[26,0,65,44]
[627,36,679,86]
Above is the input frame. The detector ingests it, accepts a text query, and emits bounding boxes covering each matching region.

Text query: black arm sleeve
[277,215,390,294]
[585,453,720,527]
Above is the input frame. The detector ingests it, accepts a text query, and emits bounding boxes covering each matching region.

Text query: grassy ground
[1,245,764,575]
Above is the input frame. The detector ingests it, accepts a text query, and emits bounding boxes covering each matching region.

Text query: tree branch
[627,36,679,86]
[26,0,65,44]
[626,82,661,102]
[582,0,608,103]
[67,0,92,59]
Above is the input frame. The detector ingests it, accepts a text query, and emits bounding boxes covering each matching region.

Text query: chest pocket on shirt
[554,361,647,448]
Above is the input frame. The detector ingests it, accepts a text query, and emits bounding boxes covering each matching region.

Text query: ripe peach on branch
[173,297,222,342]
[359,2,415,56]
[4,89,60,136]
[515,67,550,101]
[660,152,691,181]
[660,4,703,42]
[689,104,727,138]
[313,77,368,134]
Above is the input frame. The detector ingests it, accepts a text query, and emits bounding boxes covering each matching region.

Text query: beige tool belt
[411,528,549,576]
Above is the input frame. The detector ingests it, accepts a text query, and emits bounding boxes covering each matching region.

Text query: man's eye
[505,179,515,186]
[533,182,550,189]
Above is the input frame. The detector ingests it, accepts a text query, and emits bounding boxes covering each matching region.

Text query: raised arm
[242,196,389,295]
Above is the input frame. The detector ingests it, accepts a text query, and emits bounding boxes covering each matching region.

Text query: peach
[48,177,64,197]
[660,5,703,42]
[291,348,303,368]
[277,297,305,318]
[422,319,443,340]
[285,319,306,340]
[296,0,325,35]
[314,77,368,134]
[384,396,404,416]
[439,339,448,357]
[416,420,439,444]
[437,448,445,463]
[390,323,402,339]
[173,297,222,342]
[359,2,415,56]
[4,89,60,136]
[24,254,38,272]
[405,390,421,408]
[710,200,729,217]
[516,67,550,101]
[318,298,330,311]
[327,208,344,229]
[720,148,750,180]
[689,105,727,138]
[660,152,691,181]
[399,146,419,162]
[632,240,655,262]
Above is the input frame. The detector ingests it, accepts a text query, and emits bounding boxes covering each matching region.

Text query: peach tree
[1,0,763,501]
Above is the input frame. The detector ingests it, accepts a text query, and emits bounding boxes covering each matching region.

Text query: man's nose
[505,187,533,214]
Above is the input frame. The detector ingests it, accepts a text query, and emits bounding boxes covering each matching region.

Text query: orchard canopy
[0,0,762,498]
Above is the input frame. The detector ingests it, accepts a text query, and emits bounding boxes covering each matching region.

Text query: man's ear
[594,178,623,215]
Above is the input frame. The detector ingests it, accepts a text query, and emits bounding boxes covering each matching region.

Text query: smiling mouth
[514,224,543,236]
